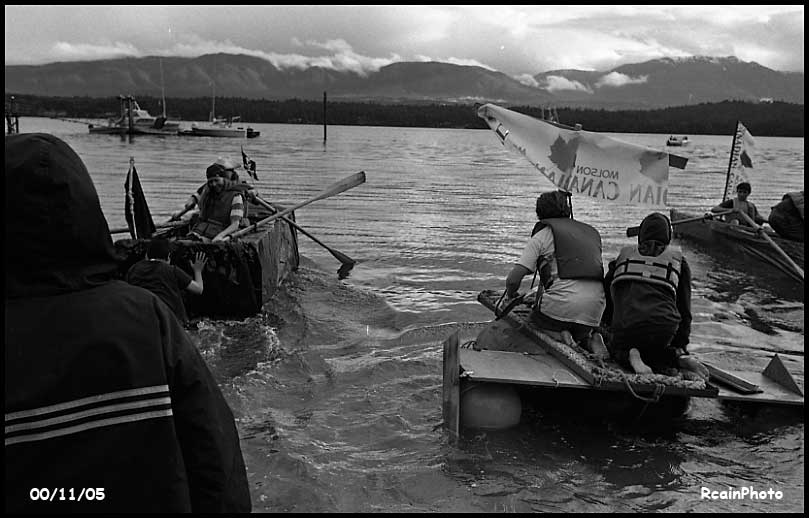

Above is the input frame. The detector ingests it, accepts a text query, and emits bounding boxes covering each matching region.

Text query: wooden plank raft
[473,290,803,407]
[476,289,717,398]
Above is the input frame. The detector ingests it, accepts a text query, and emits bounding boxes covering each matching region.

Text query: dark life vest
[195,183,250,237]
[531,218,604,281]
[611,245,683,295]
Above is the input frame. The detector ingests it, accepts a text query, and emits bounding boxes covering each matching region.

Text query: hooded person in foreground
[4,133,251,513]
[603,212,709,381]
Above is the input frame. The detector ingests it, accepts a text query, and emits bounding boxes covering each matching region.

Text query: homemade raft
[115,205,300,319]
[441,289,804,438]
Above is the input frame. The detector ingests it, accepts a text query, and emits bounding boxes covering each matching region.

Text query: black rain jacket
[5,133,251,513]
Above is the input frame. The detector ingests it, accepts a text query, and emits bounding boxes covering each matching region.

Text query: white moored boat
[666,135,690,146]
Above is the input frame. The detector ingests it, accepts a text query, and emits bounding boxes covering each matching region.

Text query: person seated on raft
[603,212,709,381]
[170,157,259,223]
[185,162,252,242]
[711,182,767,227]
[768,190,804,242]
[497,190,608,357]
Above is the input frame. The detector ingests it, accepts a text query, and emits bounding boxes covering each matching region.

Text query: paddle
[626,209,734,237]
[252,194,356,268]
[228,171,366,240]
[110,221,186,235]
[735,209,804,281]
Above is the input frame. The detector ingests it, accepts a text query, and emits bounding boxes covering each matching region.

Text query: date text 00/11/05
[29,488,105,502]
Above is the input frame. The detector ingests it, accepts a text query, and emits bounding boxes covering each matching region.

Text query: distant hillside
[4,54,552,106]
[534,56,803,107]
[5,53,803,109]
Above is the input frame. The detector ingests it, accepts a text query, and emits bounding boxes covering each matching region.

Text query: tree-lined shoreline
[5,94,804,137]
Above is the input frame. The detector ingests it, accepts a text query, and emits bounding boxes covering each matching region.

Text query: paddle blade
[313,171,366,202]
[337,262,355,280]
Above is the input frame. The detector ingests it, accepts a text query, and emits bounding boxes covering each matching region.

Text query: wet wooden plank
[459,348,590,389]
[715,370,804,406]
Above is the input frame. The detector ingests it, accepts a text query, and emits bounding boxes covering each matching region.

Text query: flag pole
[722,121,739,202]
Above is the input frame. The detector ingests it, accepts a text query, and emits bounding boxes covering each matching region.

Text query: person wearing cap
[711,182,767,227]
[5,133,251,512]
[170,157,245,222]
[497,190,607,353]
[603,212,708,381]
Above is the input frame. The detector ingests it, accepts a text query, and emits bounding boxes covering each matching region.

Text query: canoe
[114,204,299,319]
[670,208,804,285]
[440,289,803,437]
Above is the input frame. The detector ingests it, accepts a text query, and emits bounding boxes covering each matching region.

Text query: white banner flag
[477,104,686,209]
[723,121,756,201]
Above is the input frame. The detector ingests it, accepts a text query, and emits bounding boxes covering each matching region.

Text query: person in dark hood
[768,191,804,242]
[603,212,708,380]
[5,134,251,513]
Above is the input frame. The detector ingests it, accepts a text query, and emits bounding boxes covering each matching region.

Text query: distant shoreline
[5,94,804,137]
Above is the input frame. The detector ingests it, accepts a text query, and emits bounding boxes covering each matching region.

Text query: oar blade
[312,171,366,202]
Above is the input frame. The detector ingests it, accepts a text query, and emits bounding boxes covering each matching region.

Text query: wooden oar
[110,220,186,235]
[229,171,366,240]
[626,209,734,237]
[252,194,356,267]
[735,209,804,281]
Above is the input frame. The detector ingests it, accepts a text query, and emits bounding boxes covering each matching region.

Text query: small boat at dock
[88,95,180,136]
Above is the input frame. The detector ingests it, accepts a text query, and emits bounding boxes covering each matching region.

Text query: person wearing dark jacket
[126,239,207,325]
[768,190,804,242]
[5,133,251,513]
[603,212,708,381]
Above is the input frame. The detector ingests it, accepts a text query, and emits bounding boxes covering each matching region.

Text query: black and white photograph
[5,4,804,513]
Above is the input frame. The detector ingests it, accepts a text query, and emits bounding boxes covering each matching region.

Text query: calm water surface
[17,118,805,512]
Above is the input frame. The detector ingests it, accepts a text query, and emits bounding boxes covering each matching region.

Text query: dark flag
[241,146,258,181]
[124,160,156,239]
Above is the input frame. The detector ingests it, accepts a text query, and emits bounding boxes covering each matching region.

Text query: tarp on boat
[114,215,300,319]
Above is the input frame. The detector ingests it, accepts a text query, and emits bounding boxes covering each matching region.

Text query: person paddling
[711,182,767,227]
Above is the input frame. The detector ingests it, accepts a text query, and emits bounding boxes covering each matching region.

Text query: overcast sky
[5,5,805,82]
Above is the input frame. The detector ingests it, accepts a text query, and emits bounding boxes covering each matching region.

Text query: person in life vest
[171,157,261,229]
[5,133,251,512]
[186,160,255,242]
[497,190,608,354]
[711,182,767,227]
[768,190,804,242]
[603,212,709,381]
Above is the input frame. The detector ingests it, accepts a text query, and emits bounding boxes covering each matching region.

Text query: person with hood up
[768,190,804,242]
[4,133,251,513]
[603,212,708,380]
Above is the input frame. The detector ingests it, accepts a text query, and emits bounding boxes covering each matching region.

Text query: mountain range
[4,54,804,109]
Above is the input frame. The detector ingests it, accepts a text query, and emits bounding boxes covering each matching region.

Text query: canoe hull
[670,208,804,285]
[115,213,299,319]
